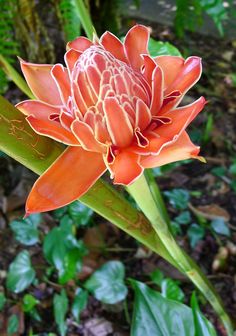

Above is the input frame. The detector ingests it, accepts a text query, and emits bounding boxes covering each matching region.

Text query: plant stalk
[74,0,95,40]
[126,174,234,335]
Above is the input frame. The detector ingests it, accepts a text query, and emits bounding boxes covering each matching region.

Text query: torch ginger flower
[16,25,206,214]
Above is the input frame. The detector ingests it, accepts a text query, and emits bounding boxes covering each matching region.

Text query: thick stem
[127,174,234,336]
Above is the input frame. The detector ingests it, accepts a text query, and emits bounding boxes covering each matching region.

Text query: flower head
[17,25,206,214]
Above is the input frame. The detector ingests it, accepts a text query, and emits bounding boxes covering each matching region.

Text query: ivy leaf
[68,201,93,227]
[71,288,88,323]
[43,225,87,284]
[6,251,35,293]
[85,261,128,304]
[148,38,182,57]
[7,315,19,335]
[191,292,217,336]
[10,214,41,246]
[211,218,230,237]
[53,290,68,336]
[161,278,185,303]
[164,189,190,210]
[130,280,194,336]
[187,224,205,248]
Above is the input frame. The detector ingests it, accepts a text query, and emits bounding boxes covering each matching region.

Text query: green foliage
[7,314,19,335]
[191,292,217,336]
[71,288,88,323]
[22,294,39,313]
[53,290,68,336]
[150,269,185,302]
[174,0,229,37]
[58,0,81,42]
[0,0,19,94]
[187,223,205,248]
[43,221,87,284]
[210,218,230,237]
[164,189,190,210]
[85,261,128,304]
[10,214,41,246]
[6,250,36,293]
[0,292,6,311]
[130,280,194,336]
[148,38,182,57]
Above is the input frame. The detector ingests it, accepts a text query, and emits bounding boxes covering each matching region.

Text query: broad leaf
[130,280,194,336]
[0,292,6,311]
[71,288,88,323]
[164,189,190,210]
[148,38,182,57]
[53,290,68,336]
[85,261,128,304]
[191,293,217,336]
[68,201,93,227]
[7,314,19,335]
[22,294,38,312]
[43,224,87,284]
[211,218,230,237]
[6,250,35,293]
[10,214,41,245]
[187,224,205,248]
[161,278,185,303]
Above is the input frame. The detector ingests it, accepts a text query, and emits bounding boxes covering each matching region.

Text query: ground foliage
[0,1,236,335]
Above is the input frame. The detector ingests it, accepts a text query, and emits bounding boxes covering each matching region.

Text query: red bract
[16,25,206,214]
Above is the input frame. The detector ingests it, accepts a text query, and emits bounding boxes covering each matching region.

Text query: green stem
[127,174,234,336]
[0,54,34,99]
[75,0,95,40]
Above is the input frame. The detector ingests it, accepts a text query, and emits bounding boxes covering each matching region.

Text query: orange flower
[16,25,206,214]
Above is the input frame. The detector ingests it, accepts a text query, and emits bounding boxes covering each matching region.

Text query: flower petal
[141,131,202,168]
[26,146,106,214]
[51,64,71,104]
[71,120,106,153]
[154,56,184,90]
[100,31,127,63]
[135,99,151,130]
[26,115,79,145]
[124,25,150,70]
[64,48,81,75]
[110,150,143,185]
[20,59,63,105]
[104,97,133,148]
[150,66,164,115]
[16,100,60,120]
[67,36,93,52]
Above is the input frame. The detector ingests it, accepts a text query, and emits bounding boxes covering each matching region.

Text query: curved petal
[100,31,127,63]
[141,131,203,168]
[16,100,60,120]
[71,120,106,153]
[110,150,143,185]
[104,97,133,148]
[64,48,81,75]
[26,115,79,145]
[20,59,62,105]
[51,64,71,104]
[26,146,106,214]
[150,66,164,115]
[124,25,150,70]
[67,36,93,52]
[154,56,184,90]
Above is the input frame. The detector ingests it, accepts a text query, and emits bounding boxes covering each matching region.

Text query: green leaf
[211,166,227,177]
[148,38,182,57]
[191,292,217,336]
[150,269,164,286]
[211,218,230,237]
[130,280,194,336]
[85,261,128,304]
[164,189,190,210]
[161,278,185,303]
[71,288,88,323]
[229,161,236,175]
[0,292,6,311]
[53,290,68,336]
[6,250,35,293]
[10,214,41,246]
[22,294,38,312]
[68,201,93,227]
[7,314,19,335]
[43,225,87,284]
[175,211,191,225]
[187,224,205,248]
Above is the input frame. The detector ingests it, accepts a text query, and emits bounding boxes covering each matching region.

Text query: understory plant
[0,0,234,334]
